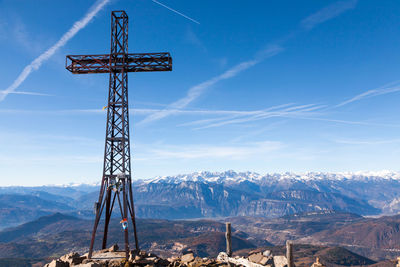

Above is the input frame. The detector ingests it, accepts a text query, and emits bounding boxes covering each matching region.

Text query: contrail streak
[336,80,400,107]
[301,0,358,30]
[0,0,110,102]
[8,91,53,96]
[151,0,200,25]
[139,1,359,126]
[138,46,283,125]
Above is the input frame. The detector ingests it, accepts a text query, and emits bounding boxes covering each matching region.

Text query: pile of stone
[44,245,228,267]
[217,250,288,267]
[167,250,226,267]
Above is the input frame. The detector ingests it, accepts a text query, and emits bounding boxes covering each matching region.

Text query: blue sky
[1,0,400,185]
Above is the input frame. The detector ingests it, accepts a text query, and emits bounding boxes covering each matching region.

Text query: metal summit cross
[65,10,172,259]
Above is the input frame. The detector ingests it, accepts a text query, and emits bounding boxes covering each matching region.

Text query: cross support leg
[128,182,139,251]
[102,188,112,249]
[122,180,130,259]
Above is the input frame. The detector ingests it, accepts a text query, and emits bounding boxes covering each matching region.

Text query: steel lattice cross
[65,10,172,260]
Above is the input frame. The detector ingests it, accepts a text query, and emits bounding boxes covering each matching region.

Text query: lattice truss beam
[66,53,172,73]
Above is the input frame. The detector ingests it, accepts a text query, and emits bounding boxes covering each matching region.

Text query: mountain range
[2,170,400,266]
[2,170,400,229]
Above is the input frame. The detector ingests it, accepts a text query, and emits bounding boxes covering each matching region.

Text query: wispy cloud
[8,91,53,96]
[185,28,207,52]
[334,138,400,145]
[0,106,288,116]
[139,1,358,126]
[336,80,400,107]
[295,117,399,127]
[143,141,283,160]
[301,0,358,30]
[0,16,37,53]
[138,45,283,125]
[184,104,325,129]
[0,154,103,164]
[0,0,110,102]
[151,0,200,25]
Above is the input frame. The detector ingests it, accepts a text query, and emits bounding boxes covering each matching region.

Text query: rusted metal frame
[109,72,117,178]
[113,74,124,99]
[120,72,127,176]
[124,16,128,53]
[66,55,109,73]
[126,200,134,224]
[88,179,108,259]
[68,53,171,61]
[110,157,122,172]
[97,180,109,216]
[114,13,129,257]
[111,124,123,143]
[122,179,130,259]
[110,190,117,215]
[92,55,110,70]
[67,10,171,259]
[114,22,124,53]
[113,18,125,54]
[116,190,124,218]
[112,159,123,173]
[78,55,108,69]
[111,112,122,132]
[111,15,117,55]
[66,53,172,73]
[102,188,112,249]
[128,182,139,250]
[122,55,138,249]
[123,73,130,173]
[111,115,123,135]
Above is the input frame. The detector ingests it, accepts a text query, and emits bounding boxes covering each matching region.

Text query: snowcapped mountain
[126,170,400,219]
[142,170,262,184]
[2,170,400,225]
[142,170,400,184]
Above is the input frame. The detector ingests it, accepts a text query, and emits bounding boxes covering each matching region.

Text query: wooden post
[226,222,232,257]
[286,240,293,267]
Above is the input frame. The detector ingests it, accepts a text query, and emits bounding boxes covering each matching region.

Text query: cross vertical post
[65,10,172,260]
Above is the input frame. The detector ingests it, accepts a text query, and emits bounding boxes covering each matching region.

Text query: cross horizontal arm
[66,52,172,74]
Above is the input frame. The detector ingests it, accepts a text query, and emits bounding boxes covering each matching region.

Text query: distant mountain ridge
[3,170,400,188]
[142,170,400,184]
[1,170,400,226]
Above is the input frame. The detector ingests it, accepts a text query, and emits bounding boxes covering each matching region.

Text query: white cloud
[0,0,110,102]
[336,80,400,107]
[138,1,359,126]
[301,0,358,30]
[334,138,400,145]
[9,91,52,96]
[142,141,283,160]
[184,104,325,129]
[138,45,283,125]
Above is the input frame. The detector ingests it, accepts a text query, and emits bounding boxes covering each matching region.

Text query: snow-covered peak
[144,170,262,184]
[142,170,400,185]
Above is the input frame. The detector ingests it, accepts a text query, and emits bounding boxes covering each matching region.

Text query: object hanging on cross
[65,10,172,260]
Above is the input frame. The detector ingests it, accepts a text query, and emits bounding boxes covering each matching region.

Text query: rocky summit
[44,245,293,267]
[44,245,225,267]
